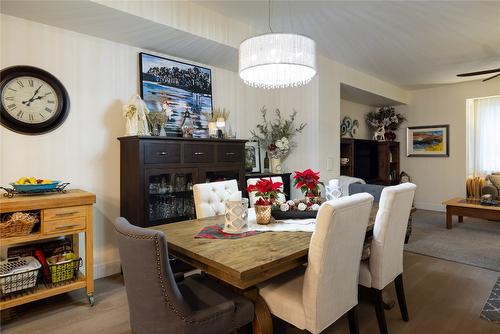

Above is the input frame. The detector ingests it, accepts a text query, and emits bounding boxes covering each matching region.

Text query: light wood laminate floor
[1,252,498,334]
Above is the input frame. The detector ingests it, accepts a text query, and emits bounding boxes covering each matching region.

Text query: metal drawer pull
[225,152,236,156]
[157,152,168,156]
[55,211,79,217]
[194,152,205,155]
[55,224,80,230]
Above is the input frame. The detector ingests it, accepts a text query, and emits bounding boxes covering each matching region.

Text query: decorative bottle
[264,151,270,172]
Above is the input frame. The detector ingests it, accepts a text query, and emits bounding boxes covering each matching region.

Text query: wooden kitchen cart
[0,189,96,310]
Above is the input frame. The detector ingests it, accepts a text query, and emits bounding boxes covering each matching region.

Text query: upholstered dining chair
[246,176,286,207]
[258,193,374,334]
[192,179,239,218]
[358,183,417,334]
[113,217,254,334]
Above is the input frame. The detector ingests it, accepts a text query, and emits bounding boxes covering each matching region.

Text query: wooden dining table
[151,206,379,334]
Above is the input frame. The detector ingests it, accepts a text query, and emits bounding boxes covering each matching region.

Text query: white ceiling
[0,1,238,71]
[196,1,500,88]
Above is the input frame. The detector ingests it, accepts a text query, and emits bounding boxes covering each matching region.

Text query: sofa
[349,183,414,244]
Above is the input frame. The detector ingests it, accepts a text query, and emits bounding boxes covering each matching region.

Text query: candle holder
[223,198,249,234]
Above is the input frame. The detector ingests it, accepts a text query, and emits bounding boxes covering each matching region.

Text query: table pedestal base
[242,288,273,334]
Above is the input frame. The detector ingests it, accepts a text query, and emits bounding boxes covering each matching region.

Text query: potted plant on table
[293,169,324,204]
[246,178,283,225]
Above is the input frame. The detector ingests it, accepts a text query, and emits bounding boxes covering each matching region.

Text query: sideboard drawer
[217,144,244,162]
[183,143,215,163]
[144,142,181,164]
[43,205,87,221]
[43,216,86,235]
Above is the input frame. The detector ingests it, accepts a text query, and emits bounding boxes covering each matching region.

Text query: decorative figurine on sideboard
[122,94,151,136]
[181,108,194,138]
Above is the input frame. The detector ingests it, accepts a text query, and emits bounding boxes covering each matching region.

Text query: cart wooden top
[0,189,96,213]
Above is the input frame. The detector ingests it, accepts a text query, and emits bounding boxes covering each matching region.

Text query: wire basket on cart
[47,257,82,285]
[0,256,41,297]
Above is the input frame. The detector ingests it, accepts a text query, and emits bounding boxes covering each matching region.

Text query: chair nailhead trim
[114,226,236,325]
[114,227,188,320]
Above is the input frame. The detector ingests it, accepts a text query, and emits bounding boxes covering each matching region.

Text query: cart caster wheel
[87,294,95,306]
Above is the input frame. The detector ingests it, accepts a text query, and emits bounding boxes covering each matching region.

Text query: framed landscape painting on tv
[139,52,213,137]
[406,125,449,157]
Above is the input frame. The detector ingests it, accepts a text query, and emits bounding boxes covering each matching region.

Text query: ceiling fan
[457,68,500,82]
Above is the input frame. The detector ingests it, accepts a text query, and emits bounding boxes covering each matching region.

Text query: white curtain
[467,95,500,176]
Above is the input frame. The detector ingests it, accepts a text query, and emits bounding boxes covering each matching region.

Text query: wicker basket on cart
[0,212,38,238]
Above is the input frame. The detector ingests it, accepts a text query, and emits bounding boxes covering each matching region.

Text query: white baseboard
[93,259,122,279]
[414,201,446,212]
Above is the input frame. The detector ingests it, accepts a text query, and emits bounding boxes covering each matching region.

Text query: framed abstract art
[139,52,213,137]
[406,125,449,157]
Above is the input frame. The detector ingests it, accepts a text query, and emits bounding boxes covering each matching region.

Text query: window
[466,95,500,176]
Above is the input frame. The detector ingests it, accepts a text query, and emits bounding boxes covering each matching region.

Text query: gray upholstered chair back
[113,217,191,334]
[349,183,384,202]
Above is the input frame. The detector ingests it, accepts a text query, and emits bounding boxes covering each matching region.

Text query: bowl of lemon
[10,177,61,192]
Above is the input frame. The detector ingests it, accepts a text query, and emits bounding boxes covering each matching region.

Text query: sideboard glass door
[146,169,197,226]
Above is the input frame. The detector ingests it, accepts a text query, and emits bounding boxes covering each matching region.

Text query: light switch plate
[327,157,334,171]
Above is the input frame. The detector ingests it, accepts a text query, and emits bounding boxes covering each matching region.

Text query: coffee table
[442,197,500,229]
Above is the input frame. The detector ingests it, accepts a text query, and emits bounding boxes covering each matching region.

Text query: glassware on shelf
[159,177,168,194]
[174,174,186,191]
[149,182,159,195]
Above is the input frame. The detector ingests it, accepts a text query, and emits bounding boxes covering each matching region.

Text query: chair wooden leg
[347,305,360,334]
[372,288,389,334]
[395,274,409,321]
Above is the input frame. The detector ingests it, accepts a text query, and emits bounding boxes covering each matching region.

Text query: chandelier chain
[268,0,273,33]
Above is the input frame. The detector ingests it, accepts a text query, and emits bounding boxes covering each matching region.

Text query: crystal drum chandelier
[239,33,316,89]
[238,0,316,89]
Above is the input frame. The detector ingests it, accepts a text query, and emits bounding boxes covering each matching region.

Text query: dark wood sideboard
[118,136,247,227]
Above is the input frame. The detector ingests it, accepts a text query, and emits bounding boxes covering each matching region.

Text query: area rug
[481,276,500,323]
[404,210,500,272]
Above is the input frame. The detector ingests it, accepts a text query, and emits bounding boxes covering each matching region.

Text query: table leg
[458,216,463,223]
[446,207,452,229]
[242,288,273,334]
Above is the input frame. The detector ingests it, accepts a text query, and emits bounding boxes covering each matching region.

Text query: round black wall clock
[0,65,70,135]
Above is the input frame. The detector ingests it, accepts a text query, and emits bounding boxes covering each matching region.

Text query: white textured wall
[340,99,374,140]
[398,79,500,211]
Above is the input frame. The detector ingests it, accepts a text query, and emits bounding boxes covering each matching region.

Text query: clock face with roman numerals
[0,66,69,135]
[2,76,59,124]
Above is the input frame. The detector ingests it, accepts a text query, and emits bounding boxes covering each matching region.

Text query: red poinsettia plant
[246,178,283,206]
[293,169,324,197]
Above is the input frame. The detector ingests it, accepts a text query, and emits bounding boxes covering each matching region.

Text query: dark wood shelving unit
[118,136,247,227]
[340,138,355,177]
[340,138,400,185]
